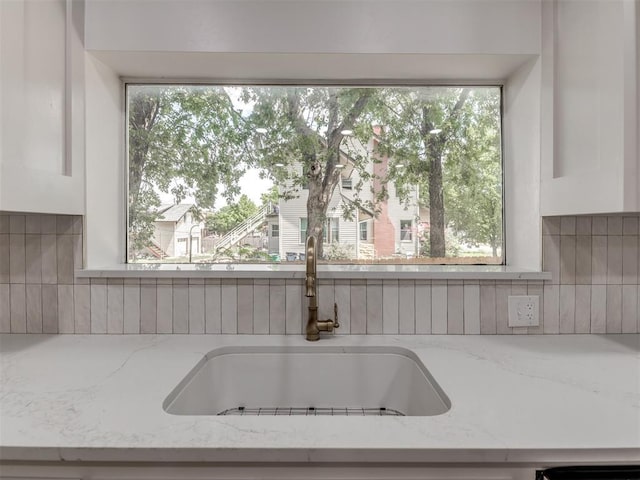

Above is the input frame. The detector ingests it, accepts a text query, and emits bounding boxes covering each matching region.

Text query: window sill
[76,264,551,281]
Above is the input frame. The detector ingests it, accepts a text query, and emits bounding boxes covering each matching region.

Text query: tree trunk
[428,147,446,258]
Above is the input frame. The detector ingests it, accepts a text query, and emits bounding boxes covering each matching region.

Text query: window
[127,84,503,264]
[299,218,307,244]
[300,217,338,244]
[400,220,413,242]
[359,222,368,241]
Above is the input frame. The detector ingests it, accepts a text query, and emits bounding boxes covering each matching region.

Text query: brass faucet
[305,235,339,341]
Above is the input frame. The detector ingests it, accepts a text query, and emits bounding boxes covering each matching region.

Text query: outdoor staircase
[215,204,271,252]
[145,241,166,259]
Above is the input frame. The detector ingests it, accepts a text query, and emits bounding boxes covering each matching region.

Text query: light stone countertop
[0,334,638,464]
[76,264,552,280]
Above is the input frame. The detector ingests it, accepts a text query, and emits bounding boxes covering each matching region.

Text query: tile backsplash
[1,213,638,334]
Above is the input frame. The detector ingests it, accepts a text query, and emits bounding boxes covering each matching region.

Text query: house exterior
[267,132,428,261]
[147,204,203,259]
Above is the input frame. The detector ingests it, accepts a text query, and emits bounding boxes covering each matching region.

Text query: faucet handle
[333,303,339,329]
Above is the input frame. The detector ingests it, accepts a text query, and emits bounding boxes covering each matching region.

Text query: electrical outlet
[508,295,539,327]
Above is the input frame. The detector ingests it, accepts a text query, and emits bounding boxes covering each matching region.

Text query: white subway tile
[25,215,41,234]
[25,235,42,284]
[605,285,622,333]
[398,280,415,334]
[74,285,91,334]
[140,285,157,334]
[590,285,607,333]
[0,235,8,283]
[574,285,591,333]
[560,216,576,235]
[591,236,607,284]
[107,282,124,334]
[221,281,239,334]
[382,280,399,334]
[9,215,25,233]
[9,234,25,284]
[592,216,608,235]
[172,284,189,334]
[559,285,575,334]
[26,284,42,333]
[56,235,74,284]
[204,282,221,334]
[56,216,73,235]
[40,215,57,234]
[0,216,7,234]
[124,283,141,334]
[559,235,576,284]
[543,284,559,334]
[415,282,432,334]
[607,216,623,235]
[58,285,74,333]
[606,236,623,284]
[495,284,511,334]
[542,235,560,283]
[575,236,592,284]
[187,284,205,334]
[237,280,253,334]
[0,284,9,333]
[269,280,286,334]
[318,280,334,323]
[285,280,302,335]
[622,236,638,284]
[42,284,59,333]
[41,235,58,284]
[463,284,480,334]
[253,280,270,334]
[9,284,26,333]
[623,217,639,235]
[334,280,350,335]
[156,284,173,333]
[447,285,464,334]
[366,280,383,334]
[576,216,592,235]
[431,284,447,334]
[542,217,560,235]
[480,284,496,334]
[621,285,638,333]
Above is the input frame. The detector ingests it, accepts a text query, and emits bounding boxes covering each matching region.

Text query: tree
[245,87,375,257]
[374,87,472,258]
[127,86,250,259]
[443,89,502,257]
[205,195,258,235]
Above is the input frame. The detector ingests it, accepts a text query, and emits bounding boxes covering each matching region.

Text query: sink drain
[217,406,405,416]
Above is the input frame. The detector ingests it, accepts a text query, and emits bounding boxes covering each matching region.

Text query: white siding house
[148,204,203,259]
[271,134,423,261]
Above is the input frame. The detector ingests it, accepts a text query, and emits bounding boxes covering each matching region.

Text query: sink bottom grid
[217,406,405,416]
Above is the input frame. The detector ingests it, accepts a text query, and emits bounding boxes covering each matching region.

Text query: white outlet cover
[508,295,540,327]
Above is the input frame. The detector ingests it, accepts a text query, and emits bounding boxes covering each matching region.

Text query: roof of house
[156,204,194,222]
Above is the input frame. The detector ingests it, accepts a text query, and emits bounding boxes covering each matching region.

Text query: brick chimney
[371,126,395,258]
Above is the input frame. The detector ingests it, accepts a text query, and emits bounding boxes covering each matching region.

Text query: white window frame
[84,57,541,273]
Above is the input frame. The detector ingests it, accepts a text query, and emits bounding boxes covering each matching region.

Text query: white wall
[82,0,543,268]
[85,0,540,55]
[0,0,85,214]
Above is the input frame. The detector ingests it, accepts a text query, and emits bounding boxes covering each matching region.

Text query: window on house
[299,218,307,244]
[127,84,503,264]
[359,222,368,241]
[400,220,413,242]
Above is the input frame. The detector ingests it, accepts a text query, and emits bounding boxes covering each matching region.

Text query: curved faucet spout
[305,235,316,298]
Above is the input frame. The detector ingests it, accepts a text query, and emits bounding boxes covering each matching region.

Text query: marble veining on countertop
[0,334,638,464]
